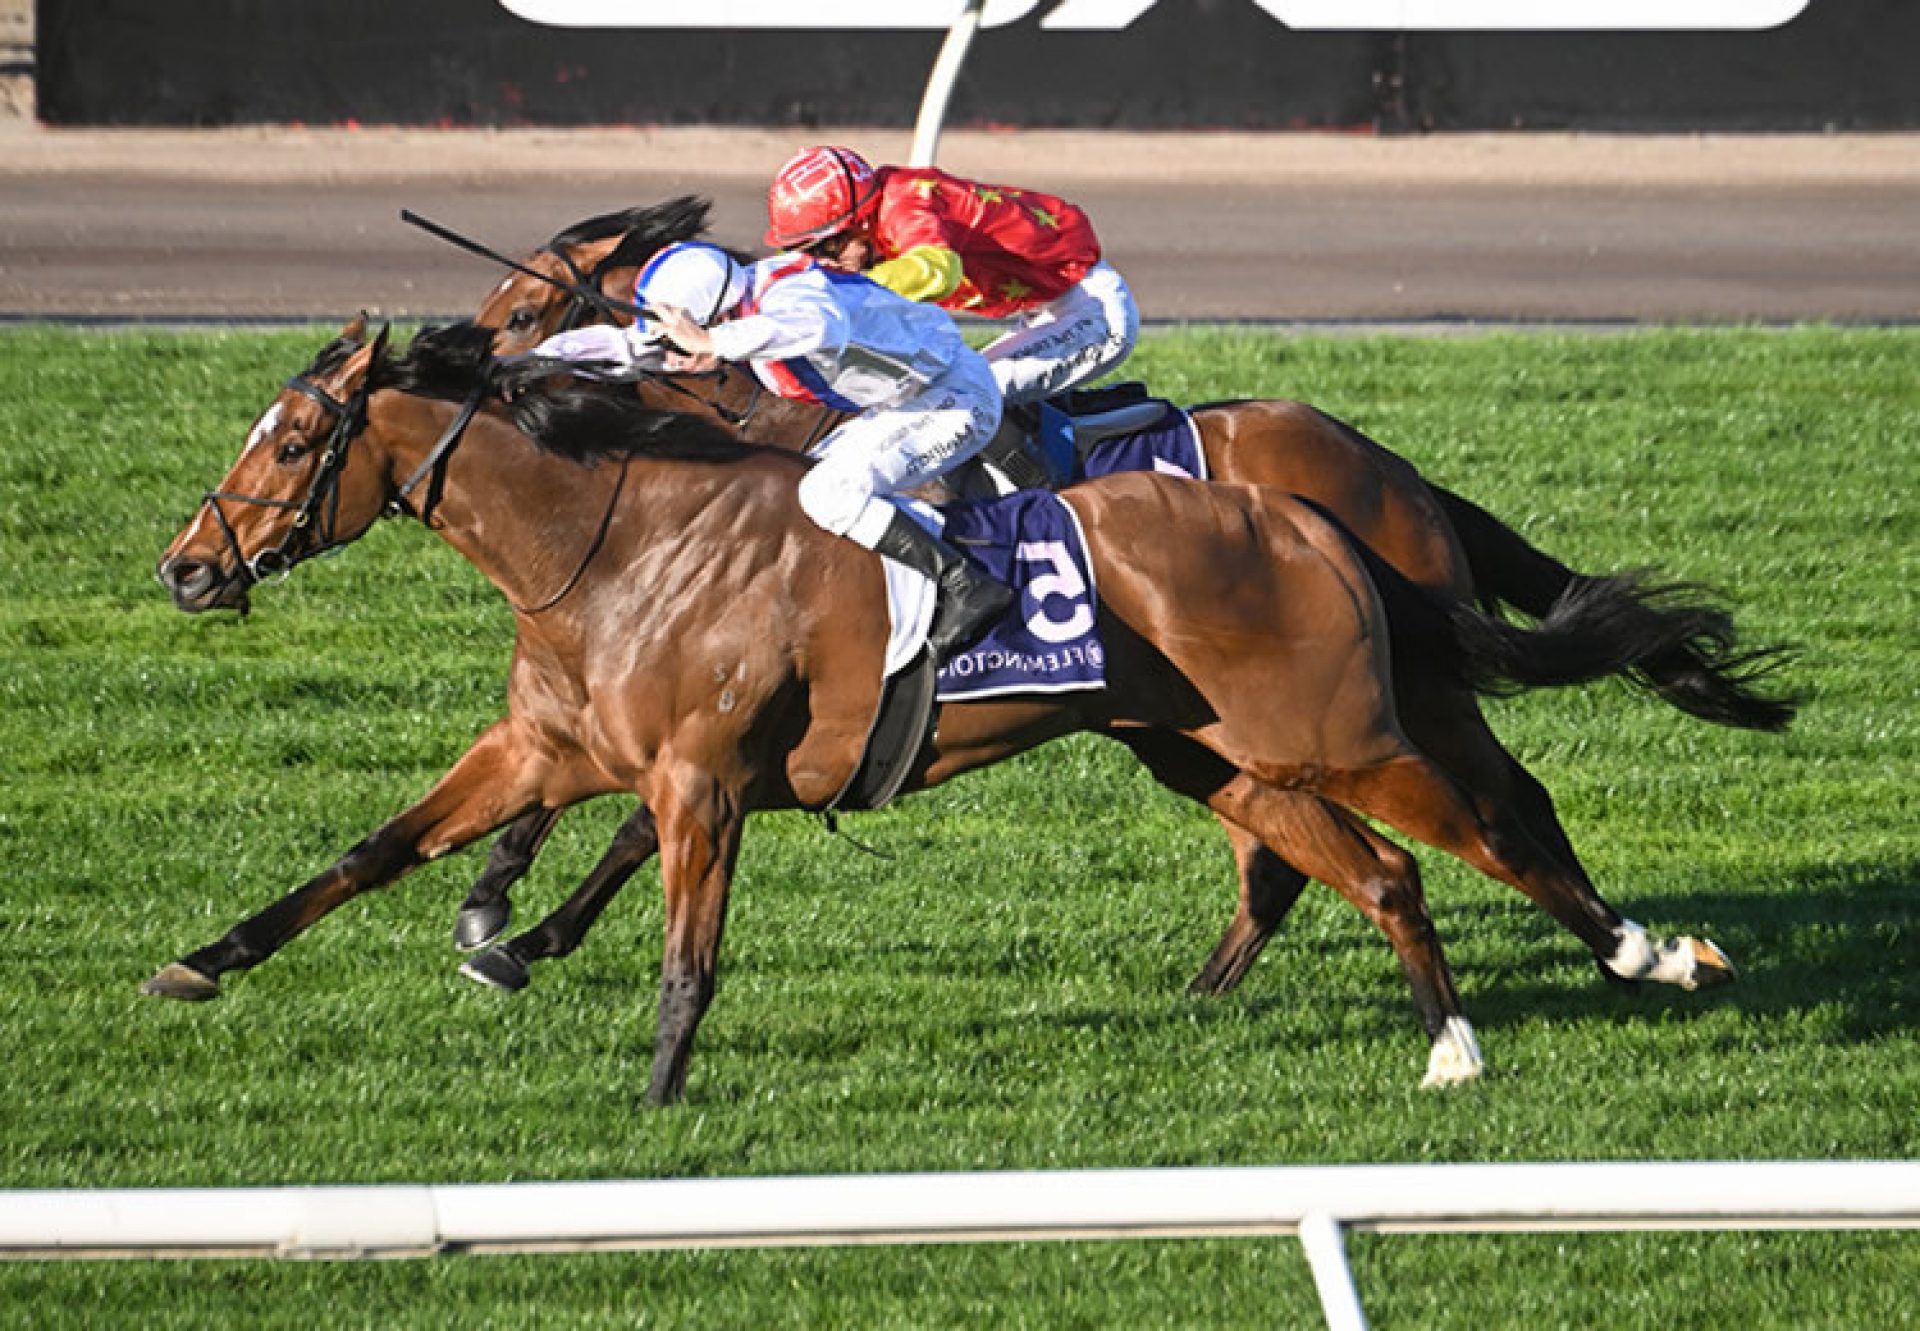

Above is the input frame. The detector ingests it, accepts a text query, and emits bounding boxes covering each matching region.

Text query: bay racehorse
[445,199,1791,988]
[147,319,1737,1102]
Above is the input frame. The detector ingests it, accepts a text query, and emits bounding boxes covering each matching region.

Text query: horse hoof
[1420,1017,1484,1088]
[458,948,530,993]
[453,900,510,952]
[1681,937,1737,991]
[141,962,220,1001]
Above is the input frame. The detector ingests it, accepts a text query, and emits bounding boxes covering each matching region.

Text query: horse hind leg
[1187,818,1308,998]
[1386,675,1736,993]
[1119,732,1480,1086]
[1318,751,1734,994]
[460,804,662,993]
[1207,778,1483,1087]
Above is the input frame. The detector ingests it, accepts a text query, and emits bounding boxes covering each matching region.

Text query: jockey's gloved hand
[531,324,649,376]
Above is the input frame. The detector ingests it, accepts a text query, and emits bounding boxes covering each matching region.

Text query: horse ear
[341,312,370,343]
[369,323,392,364]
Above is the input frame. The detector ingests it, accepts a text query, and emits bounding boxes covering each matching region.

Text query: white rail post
[1298,1211,1368,1331]
[909,0,989,167]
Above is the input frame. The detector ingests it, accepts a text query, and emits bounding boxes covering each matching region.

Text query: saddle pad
[934,491,1106,702]
[1076,401,1209,483]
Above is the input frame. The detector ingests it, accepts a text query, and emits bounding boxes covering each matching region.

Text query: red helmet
[764,146,880,250]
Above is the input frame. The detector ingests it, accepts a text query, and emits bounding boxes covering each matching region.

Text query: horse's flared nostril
[160,556,215,601]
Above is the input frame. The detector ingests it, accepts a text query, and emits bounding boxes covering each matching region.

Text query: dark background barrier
[35,0,1920,130]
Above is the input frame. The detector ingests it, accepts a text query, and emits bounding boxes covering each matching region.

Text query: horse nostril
[163,557,215,599]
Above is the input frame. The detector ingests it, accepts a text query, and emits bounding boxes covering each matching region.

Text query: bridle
[200,373,371,588]
[200,354,486,590]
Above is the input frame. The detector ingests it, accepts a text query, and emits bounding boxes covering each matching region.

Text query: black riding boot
[872,510,1015,661]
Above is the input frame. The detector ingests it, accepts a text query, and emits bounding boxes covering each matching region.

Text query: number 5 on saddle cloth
[828,400,1206,812]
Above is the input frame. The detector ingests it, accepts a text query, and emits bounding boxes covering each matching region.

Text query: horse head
[158,316,395,614]
[476,196,717,355]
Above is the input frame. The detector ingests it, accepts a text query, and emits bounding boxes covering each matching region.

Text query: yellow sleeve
[868,244,965,304]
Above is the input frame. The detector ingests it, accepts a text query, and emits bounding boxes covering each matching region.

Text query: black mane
[372,320,752,466]
[506,376,756,465]
[373,320,496,401]
[548,196,754,274]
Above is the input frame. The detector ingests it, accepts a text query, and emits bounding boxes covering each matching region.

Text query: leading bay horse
[148,319,1734,1102]
[443,198,1790,990]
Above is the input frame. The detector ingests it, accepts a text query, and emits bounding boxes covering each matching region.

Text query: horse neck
[364,390,638,615]
[365,389,811,625]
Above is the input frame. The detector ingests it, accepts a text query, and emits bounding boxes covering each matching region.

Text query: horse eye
[276,438,313,464]
[507,309,537,332]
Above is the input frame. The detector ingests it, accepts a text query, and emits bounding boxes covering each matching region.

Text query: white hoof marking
[1421,1017,1484,1087]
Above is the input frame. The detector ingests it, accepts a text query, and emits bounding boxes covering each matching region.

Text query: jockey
[530,240,1013,661]
[763,146,1141,412]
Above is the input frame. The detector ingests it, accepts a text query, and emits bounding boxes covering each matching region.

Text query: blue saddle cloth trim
[934,491,1105,702]
[1075,401,1207,482]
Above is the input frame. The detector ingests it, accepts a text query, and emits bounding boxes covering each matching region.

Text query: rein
[389,382,487,526]
[512,459,629,617]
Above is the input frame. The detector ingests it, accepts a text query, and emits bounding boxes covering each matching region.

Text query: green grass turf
[1,324,1915,1326]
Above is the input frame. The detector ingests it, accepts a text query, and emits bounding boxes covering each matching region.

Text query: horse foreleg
[142,721,556,1000]
[1188,818,1309,998]
[646,771,744,1106]
[453,805,566,952]
[459,804,662,993]
[1209,777,1481,1087]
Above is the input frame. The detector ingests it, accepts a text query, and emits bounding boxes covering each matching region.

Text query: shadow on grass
[998,857,1919,1054]
[1430,857,1920,1044]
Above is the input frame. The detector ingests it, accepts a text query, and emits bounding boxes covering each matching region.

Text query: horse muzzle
[157,553,251,615]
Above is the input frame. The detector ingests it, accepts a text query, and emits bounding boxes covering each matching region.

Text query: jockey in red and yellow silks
[764,146,1140,409]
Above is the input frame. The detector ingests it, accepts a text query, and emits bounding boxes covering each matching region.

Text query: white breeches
[981,261,1141,407]
[796,353,1003,549]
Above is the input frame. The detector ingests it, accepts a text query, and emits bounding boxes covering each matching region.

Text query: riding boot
[872,510,1015,661]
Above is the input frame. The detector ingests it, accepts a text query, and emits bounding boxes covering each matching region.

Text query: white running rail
[5,1162,1917,1328]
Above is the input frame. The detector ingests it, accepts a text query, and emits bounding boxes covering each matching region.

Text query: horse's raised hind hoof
[458,947,531,993]
[141,962,220,1002]
[453,898,511,953]
[1679,937,1737,991]
[1420,1017,1484,1088]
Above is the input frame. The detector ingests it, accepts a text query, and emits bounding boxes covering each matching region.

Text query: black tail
[1432,484,1799,732]
[1445,569,1801,732]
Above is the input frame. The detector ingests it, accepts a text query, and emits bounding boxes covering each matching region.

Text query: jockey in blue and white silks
[531,241,1012,661]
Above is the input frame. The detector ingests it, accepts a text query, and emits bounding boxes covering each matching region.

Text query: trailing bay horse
[444,198,1791,987]
[148,319,1735,1101]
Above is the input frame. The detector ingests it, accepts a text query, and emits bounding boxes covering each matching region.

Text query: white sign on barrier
[499,0,1812,31]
